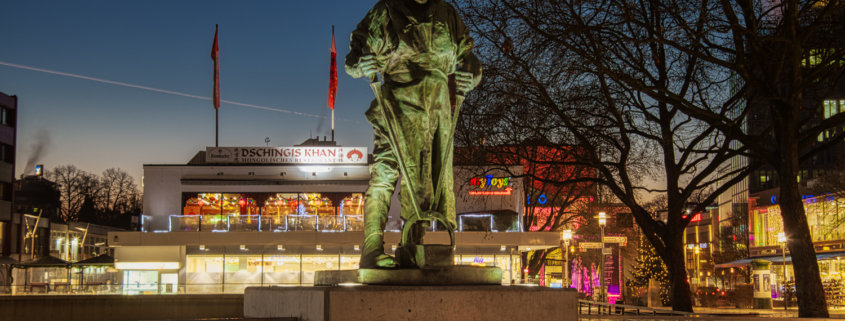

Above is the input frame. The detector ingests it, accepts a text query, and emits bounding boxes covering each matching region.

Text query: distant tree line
[46,165,141,227]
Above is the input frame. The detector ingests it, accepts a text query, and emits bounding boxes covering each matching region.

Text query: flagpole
[331,25,335,142]
[212,24,220,147]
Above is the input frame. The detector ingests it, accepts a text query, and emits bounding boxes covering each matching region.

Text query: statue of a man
[346,0,482,268]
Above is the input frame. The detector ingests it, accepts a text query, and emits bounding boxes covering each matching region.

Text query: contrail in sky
[0,61,330,119]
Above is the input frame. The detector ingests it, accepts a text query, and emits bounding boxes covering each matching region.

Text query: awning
[0,256,18,265]
[15,255,69,268]
[71,254,114,267]
[715,250,845,268]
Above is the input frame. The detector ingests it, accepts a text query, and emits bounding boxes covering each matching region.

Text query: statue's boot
[359,172,398,269]
[360,233,397,268]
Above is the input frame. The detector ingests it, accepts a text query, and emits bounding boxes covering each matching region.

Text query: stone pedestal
[314,266,502,286]
[244,285,578,321]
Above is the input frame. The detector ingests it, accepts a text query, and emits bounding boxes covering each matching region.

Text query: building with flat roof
[0,91,16,259]
[106,139,559,294]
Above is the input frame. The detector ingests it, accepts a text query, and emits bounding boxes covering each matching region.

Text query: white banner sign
[579,242,603,249]
[205,146,367,164]
[603,236,627,244]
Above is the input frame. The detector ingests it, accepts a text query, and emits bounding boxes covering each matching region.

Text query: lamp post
[778,232,788,310]
[693,246,700,289]
[562,229,572,288]
[597,212,607,302]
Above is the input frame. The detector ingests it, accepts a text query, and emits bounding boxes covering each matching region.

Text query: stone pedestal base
[244,285,578,321]
[314,266,501,285]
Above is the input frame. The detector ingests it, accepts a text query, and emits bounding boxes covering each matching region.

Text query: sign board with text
[205,146,368,165]
[603,236,627,244]
[579,242,603,249]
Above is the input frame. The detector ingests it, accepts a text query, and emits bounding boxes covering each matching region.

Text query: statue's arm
[451,7,483,90]
[345,2,390,79]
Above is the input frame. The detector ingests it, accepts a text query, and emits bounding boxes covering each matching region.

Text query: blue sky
[0,1,382,182]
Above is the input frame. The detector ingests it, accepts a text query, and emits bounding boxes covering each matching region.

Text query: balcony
[165,214,364,233]
[156,213,519,233]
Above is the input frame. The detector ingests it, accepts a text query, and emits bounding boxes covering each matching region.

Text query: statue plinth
[314,266,502,286]
[244,285,579,321]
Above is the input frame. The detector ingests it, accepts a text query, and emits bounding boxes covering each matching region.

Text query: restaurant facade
[106,142,560,294]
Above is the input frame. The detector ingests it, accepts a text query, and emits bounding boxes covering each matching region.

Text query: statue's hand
[359,55,379,79]
[455,70,476,94]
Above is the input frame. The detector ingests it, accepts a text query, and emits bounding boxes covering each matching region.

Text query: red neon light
[469,187,513,196]
[683,213,702,222]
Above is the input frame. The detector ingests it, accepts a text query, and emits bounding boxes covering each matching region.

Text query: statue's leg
[361,100,400,269]
[430,78,457,229]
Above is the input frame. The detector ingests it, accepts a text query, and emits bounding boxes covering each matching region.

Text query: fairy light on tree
[627,236,670,306]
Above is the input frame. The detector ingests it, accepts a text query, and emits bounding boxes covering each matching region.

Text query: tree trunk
[780,176,829,317]
[665,239,694,312]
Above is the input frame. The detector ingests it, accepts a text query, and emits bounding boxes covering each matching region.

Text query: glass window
[183,193,258,216]
[340,255,360,270]
[300,193,333,215]
[302,255,338,284]
[262,255,301,284]
[262,193,300,216]
[458,255,495,267]
[339,193,364,216]
[222,254,263,293]
[186,255,223,293]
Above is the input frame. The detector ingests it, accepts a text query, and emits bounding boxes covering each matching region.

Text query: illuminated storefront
[107,143,558,293]
[749,191,845,306]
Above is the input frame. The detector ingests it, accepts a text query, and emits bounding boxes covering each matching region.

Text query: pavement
[692,307,845,318]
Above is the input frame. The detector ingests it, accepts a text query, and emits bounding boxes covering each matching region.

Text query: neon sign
[682,213,702,222]
[469,175,510,189]
[468,175,512,196]
[469,187,513,196]
[526,194,548,205]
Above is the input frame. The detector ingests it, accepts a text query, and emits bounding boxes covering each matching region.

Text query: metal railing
[157,213,518,233]
[0,283,298,296]
[166,214,365,233]
[578,300,694,316]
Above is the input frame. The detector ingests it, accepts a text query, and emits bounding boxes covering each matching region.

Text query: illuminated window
[823,99,843,119]
[184,193,258,216]
[339,193,364,216]
[804,49,842,68]
[262,193,300,216]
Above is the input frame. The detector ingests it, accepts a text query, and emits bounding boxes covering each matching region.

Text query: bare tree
[47,166,141,225]
[48,165,95,222]
[561,1,845,316]
[458,0,756,311]
[98,168,139,214]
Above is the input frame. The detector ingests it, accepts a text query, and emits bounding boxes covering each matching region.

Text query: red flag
[328,26,337,110]
[211,25,220,109]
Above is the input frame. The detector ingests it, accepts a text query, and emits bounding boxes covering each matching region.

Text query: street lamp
[597,212,607,302]
[561,229,573,288]
[778,232,788,310]
[693,246,701,289]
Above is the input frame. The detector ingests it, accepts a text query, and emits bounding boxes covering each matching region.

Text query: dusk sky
[0,1,384,183]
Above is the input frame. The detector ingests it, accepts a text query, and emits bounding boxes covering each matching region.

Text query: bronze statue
[346,0,482,269]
